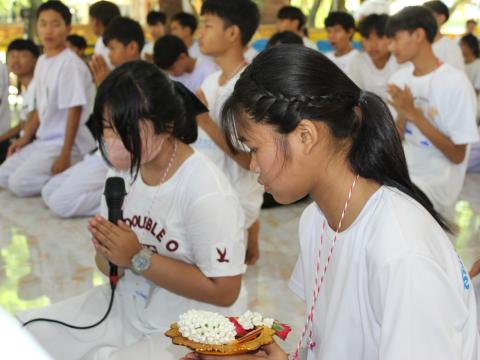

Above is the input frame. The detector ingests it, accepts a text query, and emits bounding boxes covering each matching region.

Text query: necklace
[292,174,360,360]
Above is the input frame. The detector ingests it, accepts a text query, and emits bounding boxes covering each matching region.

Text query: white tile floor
[0,174,479,353]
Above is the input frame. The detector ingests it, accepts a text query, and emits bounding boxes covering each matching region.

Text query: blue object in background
[251,38,363,54]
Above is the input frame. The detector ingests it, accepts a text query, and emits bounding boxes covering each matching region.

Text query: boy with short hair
[324,11,359,74]
[276,5,317,50]
[424,0,465,71]
[43,16,145,218]
[143,10,167,62]
[154,34,217,93]
[66,34,87,58]
[0,1,95,197]
[386,6,479,214]
[466,19,478,36]
[196,0,264,265]
[0,39,39,163]
[88,0,120,69]
[170,12,201,57]
[349,14,400,100]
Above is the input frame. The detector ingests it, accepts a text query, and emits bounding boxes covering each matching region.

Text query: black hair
[461,34,480,58]
[67,34,87,50]
[88,1,120,27]
[147,10,167,26]
[267,31,304,47]
[91,60,205,178]
[103,16,145,51]
[385,6,438,43]
[154,35,189,70]
[37,1,72,26]
[172,12,198,34]
[201,0,260,46]
[358,14,389,38]
[7,39,40,58]
[277,6,306,31]
[324,11,355,32]
[424,0,450,22]
[221,45,451,232]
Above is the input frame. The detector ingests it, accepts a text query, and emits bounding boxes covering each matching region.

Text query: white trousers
[468,142,480,173]
[0,141,81,197]
[42,154,109,218]
[18,285,186,360]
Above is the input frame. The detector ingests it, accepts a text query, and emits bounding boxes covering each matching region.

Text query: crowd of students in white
[1,0,480,359]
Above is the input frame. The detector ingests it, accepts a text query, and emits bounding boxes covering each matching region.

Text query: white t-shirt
[466,59,480,91]
[33,48,96,155]
[326,49,359,76]
[289,187,479,360]
[303,37,318,50]
[348,53,401,100]
[141,41,154,61]
[0,61,11,135]
[94,37,113,69]
[433,36,465,72]
[0,307,52,359]
[196,69,264,227]
[388,63,479,212]
[104,150,247,329]
[20,80,36,122]
[170,58,218,93]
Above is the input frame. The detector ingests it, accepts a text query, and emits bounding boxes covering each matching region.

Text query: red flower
[272,323,292,341]
[229,317,248,336]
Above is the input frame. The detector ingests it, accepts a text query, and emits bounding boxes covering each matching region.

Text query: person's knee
[46,191,78,218]
[8,171,39,197]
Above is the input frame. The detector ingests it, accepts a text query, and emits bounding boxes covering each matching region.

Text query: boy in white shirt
[42,16,145,218]
[276,6,317,50]
[196,0,264,265]
[142,11,166,62]
[0,40,39,164]
[154,35,217,93]
[0,62,12,164]
[386,6,479,214]
[171,12,201,58]
[88,1,120,70]
[324,11,359,75]
[424,0,465,71]
[459,34,480,172]
[349,14,400,101]
[0,1,95,197]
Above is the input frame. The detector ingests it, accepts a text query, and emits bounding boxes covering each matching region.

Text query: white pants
[0,141,81,197]
[42,154,109,218]
[18,285,186,360]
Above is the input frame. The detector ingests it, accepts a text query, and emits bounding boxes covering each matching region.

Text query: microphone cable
[22,273,118,330]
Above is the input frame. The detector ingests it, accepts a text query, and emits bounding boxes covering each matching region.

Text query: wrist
[130,247,153,275]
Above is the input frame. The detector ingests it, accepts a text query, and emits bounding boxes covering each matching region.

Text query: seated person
[153,35,217,93]
[324,11,359,75]
[142,10,166,62]
[66,34,87,59]
[276,5,317,49]
[267,30,303,47]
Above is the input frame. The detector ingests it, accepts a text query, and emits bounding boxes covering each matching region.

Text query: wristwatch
[131,248,153,275]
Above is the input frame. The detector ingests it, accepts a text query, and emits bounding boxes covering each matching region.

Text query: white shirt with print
[325,49,359,76]
[196,69,264,228]
[33,48,96,155]
[103,150,247,330]
[289,187,479,360]
[388,63,479,212]
[348,52,401,101]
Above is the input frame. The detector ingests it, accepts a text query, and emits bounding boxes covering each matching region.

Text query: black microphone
[104,177,127,287]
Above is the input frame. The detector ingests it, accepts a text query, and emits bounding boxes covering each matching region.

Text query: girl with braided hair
[184,45,479,360]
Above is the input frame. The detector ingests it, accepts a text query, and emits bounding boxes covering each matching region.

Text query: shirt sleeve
[187,192,247,278]
[57,58,91,110]
[370,254,473,360]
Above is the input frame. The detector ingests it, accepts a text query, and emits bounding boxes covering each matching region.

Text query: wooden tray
[165,323,276,356]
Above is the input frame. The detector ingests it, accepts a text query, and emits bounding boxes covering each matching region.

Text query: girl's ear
[294,119,320,155]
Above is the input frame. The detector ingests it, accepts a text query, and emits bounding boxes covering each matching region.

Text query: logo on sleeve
[458,256,470,290]
[216,248,230,263]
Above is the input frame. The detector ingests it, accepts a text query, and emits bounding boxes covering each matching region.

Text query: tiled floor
[0,174,479,353]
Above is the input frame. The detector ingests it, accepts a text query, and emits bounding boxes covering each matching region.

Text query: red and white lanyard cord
[293,174,360,360]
